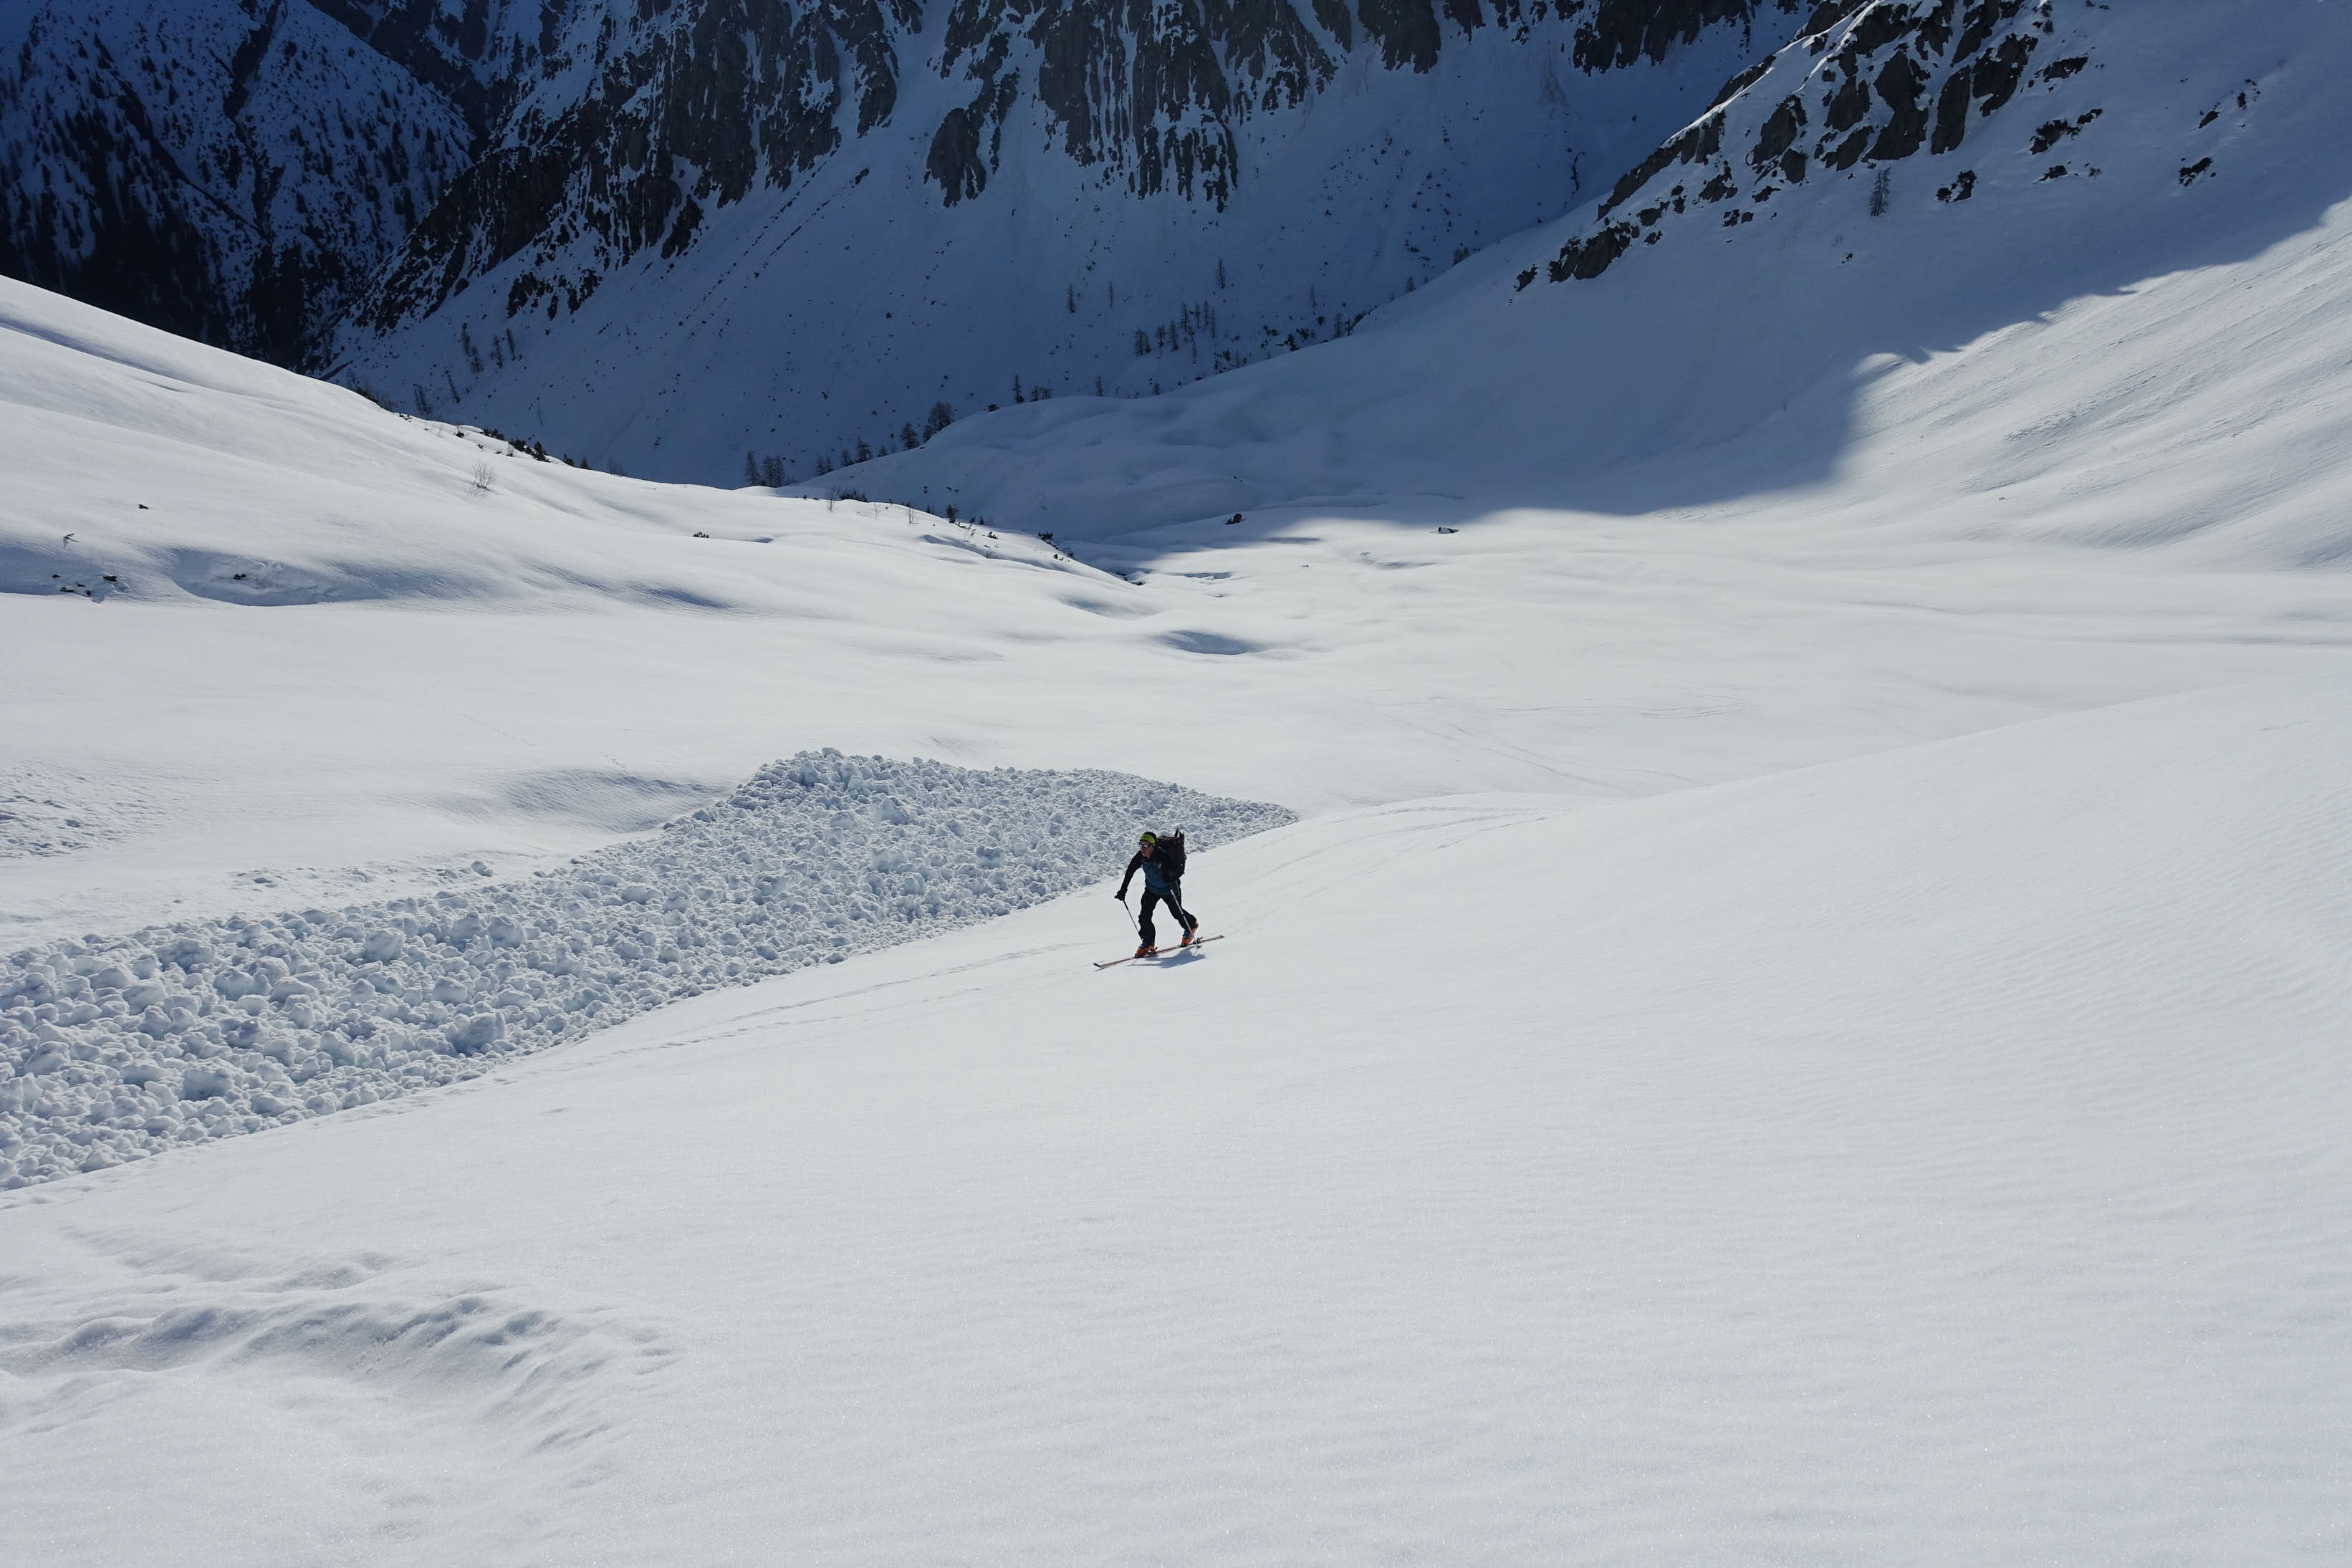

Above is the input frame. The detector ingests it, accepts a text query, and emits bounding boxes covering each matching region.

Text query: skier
[1115,829,1199,956]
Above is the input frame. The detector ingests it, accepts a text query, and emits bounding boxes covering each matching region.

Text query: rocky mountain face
[2,0,1809,477]
[815,0,2337,554]
[0,1,475,365]
[355,0,924,336]
[1524,0,2114,287]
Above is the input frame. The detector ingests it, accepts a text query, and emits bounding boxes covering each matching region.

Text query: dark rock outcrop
[9,0,1794,362]
[5,0,1800,468]
[359,0,921,330]
[1528,0,2085,290]
[1575,0,1761,72]
[0,1,469,367]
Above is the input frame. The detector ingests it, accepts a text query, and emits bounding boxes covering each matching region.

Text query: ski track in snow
[0,754,1290,1187]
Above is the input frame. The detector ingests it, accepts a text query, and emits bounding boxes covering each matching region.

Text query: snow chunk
[445,1014,504,1054]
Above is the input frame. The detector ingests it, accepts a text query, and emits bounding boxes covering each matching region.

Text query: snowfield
[6,0,2352,1558]
[4,680,2346,1564]
[0,754,1289,1186]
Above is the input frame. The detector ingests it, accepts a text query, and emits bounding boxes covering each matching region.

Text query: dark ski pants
[1139,884,1196,948]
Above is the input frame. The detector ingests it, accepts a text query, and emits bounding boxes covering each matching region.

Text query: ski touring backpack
[1158,829,1186,878]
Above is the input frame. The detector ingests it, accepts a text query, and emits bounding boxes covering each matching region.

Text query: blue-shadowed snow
[0,754,1288,1185]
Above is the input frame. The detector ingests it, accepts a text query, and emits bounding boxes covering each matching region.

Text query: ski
[1095,935,1223,968]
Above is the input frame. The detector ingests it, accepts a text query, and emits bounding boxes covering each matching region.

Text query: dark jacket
[1118,846,1175,898]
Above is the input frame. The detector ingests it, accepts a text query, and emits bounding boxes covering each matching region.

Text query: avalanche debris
[0,752,1292,1187]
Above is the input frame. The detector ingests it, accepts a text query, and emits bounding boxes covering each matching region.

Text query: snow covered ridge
[0,753,1292,1188]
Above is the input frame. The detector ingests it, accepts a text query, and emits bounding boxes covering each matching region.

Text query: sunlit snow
[4,1,2352,1562]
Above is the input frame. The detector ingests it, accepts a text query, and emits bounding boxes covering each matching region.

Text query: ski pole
[1118,893,1139,936]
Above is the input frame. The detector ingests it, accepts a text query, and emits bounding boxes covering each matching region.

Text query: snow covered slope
[4,4,2352,1557]
[11,231,2351,952]
[18,0,2337,498]
[5,679,2346,1564]
[0,272,1256,938]
[3,0,1799,479]
[841,0,2352,569]
[330,0,1780,481]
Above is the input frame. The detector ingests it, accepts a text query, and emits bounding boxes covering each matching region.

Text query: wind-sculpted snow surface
[0,754,1291,1188]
